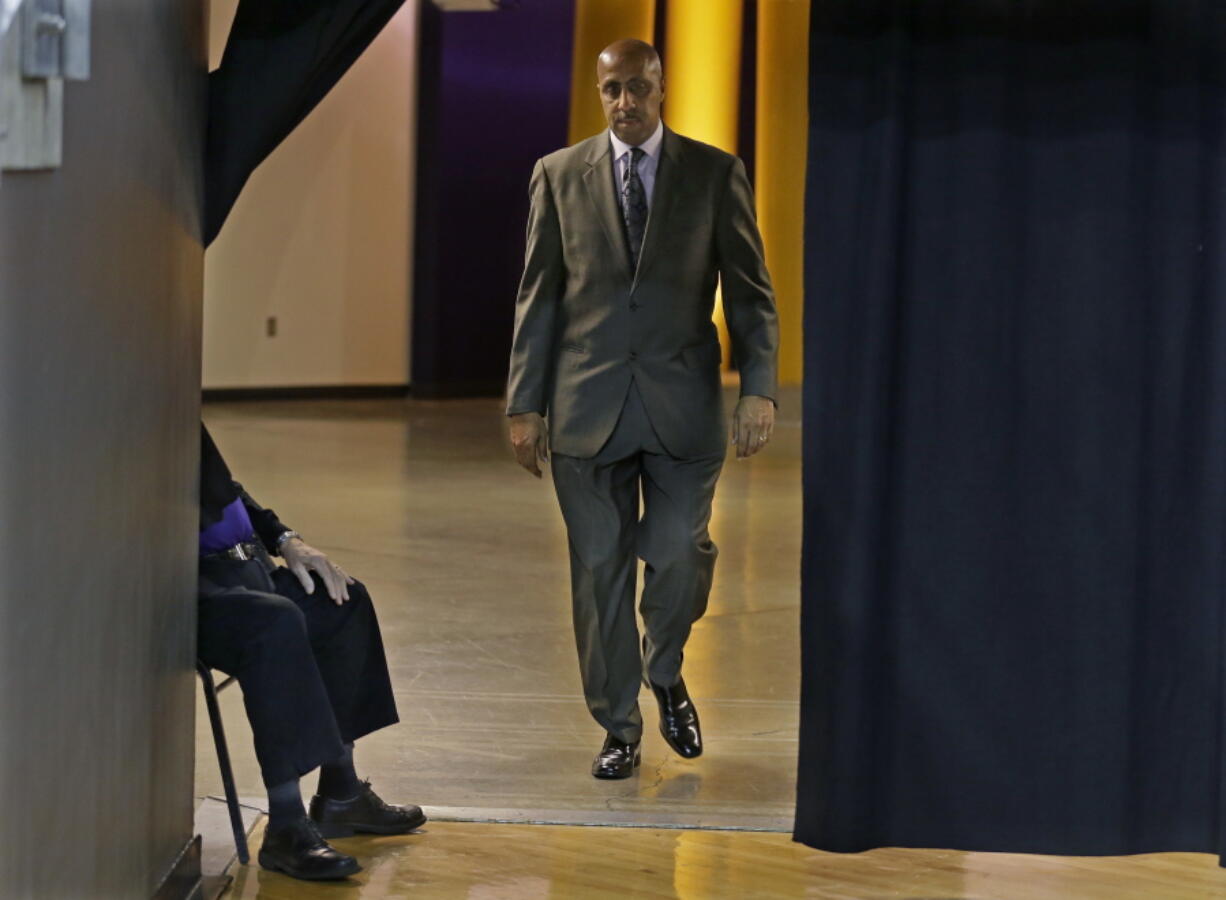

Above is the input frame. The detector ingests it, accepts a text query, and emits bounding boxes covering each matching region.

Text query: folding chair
[196,661,250,865]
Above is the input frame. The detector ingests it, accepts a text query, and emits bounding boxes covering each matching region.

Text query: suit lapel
[583,137,633,282]
[632,127,684,289]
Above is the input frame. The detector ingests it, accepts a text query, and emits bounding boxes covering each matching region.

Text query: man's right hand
[509,412,549,478]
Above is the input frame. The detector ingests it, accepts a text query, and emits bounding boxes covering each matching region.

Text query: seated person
[198,425,422,881]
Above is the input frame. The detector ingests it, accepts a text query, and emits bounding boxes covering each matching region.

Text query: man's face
[597,53,663,146]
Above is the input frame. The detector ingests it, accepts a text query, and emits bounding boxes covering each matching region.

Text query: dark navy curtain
[205,0,406,246]
[797,1,1226,859]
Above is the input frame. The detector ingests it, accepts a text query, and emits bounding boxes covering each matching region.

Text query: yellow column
[664,0,743,367]
[756,0,809,385]
[663,0,743,150]
[568,0,657,145]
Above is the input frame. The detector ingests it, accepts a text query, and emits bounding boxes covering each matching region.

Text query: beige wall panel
[204,1,419,389]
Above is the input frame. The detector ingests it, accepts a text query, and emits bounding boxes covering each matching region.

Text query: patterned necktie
[622,147,648,270]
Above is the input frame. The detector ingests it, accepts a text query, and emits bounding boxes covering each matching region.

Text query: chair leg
[197,661,251,866]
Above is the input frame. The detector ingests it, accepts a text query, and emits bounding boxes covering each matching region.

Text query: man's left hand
[732,395,775,460]
[280,537,355,605]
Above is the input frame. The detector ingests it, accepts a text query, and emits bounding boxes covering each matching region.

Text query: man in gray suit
[506,39,779,779]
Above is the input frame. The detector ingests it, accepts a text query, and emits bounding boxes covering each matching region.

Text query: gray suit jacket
[506,127,779,459]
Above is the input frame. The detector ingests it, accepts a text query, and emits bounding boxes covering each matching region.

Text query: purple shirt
[199,496,257,555]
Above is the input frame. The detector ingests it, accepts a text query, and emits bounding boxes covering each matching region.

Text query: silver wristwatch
[273,530,301,554]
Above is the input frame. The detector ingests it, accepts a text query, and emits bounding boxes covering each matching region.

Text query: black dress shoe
[591,734,641,779]
[257,816,361,881]
[650,675,703,758]
[309,780,428,838]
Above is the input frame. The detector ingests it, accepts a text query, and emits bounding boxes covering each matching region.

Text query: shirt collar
[609,120,665,164]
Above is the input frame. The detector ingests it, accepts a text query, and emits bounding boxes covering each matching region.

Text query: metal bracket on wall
[0,0,23,175]
[0,0,89,176]
[21,0,88,80]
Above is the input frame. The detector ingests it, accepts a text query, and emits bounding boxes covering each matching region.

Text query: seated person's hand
[280,536,355,605]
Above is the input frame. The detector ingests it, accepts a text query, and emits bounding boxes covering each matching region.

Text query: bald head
[596,39,664,146]
[598,39,662,79]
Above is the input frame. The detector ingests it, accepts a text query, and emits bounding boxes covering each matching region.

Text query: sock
[266,779,305,829]
[316,742,362,800]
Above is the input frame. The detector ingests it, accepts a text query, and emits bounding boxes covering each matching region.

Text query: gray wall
[0,2,204,897]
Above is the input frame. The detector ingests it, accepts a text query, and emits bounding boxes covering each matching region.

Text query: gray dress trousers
[551,380,724,743]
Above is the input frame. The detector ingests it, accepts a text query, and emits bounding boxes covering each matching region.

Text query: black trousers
[197,556,399,787]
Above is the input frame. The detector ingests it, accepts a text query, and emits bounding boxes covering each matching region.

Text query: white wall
[203,0,418,388]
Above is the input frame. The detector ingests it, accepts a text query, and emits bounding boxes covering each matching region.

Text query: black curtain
[205,0,406,247]
[798,1,1226,859]
[198,2,404,507]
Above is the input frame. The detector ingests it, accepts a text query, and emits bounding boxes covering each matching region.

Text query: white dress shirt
[609,120,664,212]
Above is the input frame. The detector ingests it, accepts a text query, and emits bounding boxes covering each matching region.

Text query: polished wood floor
[199,395,1226,898]
[228,820,1226,899]
[199,392,802,829]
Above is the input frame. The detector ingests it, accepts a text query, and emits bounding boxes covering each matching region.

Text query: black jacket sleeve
[235,482,293,554]
[200,424,240,529]
[202,424,293,551]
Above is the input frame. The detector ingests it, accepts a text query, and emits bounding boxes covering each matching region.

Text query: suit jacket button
[629,351,638,360]
[630,302,640,311]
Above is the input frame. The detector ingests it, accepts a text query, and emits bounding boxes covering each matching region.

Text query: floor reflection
[225,821,1226,900]
[197,389,802,828]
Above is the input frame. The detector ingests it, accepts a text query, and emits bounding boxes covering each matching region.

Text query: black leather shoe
[591,734,641,779]
[257,816,361,881]
[651,676,703,759]
[309,780,427,838]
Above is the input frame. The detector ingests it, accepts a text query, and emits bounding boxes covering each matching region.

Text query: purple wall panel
[413,1,576,397]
